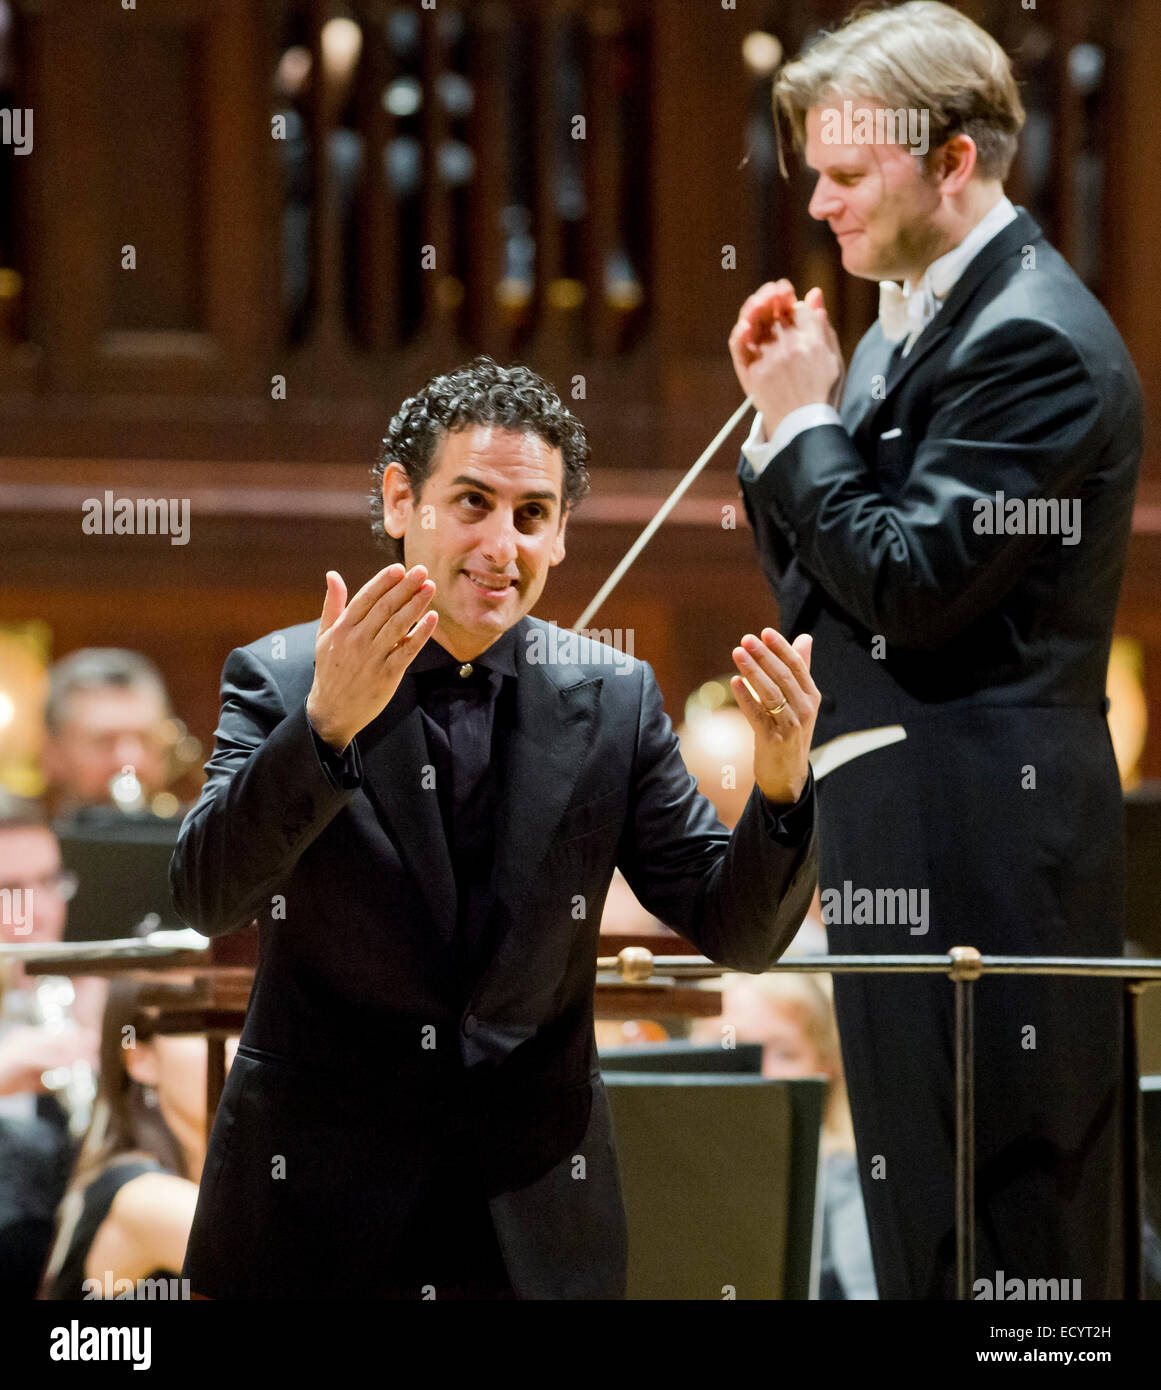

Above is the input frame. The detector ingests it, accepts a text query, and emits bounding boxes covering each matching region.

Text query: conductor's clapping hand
[731,627,820,808]
[305,564,440,754]
[728,279,846,434]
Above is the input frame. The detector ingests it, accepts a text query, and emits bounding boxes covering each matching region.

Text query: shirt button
[462,1014,478,1036]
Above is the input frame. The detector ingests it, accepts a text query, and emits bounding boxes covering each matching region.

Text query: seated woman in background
[39,978,235,1298]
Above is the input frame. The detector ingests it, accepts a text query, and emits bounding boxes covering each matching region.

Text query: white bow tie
[878,281,938,344]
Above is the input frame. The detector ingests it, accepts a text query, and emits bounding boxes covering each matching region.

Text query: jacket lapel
[841,331,901,447]
[491,622,601,913]
[471,622,602,1008]
[357,677,458,944]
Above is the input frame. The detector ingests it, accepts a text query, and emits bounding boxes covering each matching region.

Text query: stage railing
[596,947,1161,1301]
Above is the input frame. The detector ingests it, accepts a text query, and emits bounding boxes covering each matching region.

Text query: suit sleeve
[615,663,817,973]
[741,319,1111,648]
[169,646,363,936]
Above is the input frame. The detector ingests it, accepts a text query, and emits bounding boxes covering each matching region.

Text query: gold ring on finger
[765,697,788,718]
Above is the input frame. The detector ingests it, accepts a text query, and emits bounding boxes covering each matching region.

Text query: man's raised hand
[306,564,439,753]
[731,628,820,807]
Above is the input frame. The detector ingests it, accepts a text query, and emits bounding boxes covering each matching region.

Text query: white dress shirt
[742,196,1018,475]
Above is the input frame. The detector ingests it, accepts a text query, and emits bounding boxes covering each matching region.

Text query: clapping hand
[729,281,846,434]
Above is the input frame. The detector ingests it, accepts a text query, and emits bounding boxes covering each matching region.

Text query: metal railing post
[950,947,981,1300]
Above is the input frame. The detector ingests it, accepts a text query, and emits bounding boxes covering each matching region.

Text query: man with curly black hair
[369,356,593,559]
[171,356,820,1299]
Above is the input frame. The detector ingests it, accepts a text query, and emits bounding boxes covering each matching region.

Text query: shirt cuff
[741,404,843,477]
[306,704,362,790]
[758,768,814,846]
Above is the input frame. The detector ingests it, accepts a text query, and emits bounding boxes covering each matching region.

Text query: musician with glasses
[0,791,102,1298]
[42,649,173,818]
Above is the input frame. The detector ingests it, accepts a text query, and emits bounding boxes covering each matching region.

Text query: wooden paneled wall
[3,0,1161,774]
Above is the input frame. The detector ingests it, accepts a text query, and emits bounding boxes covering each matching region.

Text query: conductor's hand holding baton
[729,279,846,439]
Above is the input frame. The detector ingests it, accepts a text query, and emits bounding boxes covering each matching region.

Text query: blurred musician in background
[0,792,101,1298]
[40,979,237,1300]
[42,650,173,818]
[41,650,204,943]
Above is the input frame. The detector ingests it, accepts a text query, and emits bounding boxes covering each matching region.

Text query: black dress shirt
[408,627,519,985]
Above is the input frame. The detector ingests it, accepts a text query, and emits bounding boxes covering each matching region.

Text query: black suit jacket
[171,616,816,1298]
